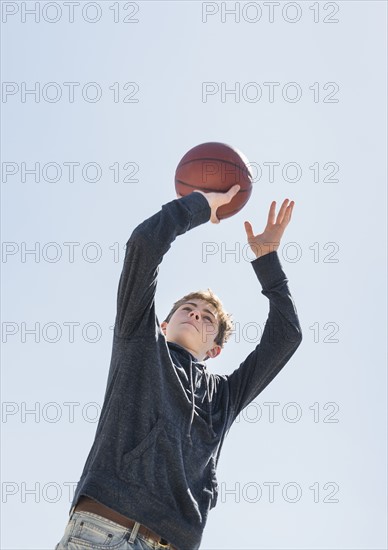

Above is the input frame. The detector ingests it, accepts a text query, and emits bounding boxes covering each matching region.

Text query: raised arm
[225,199,303,423]
[114,192,211,339]
[113,185,241,340]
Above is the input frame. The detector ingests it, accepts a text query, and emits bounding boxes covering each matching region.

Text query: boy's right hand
[177,184,241,224]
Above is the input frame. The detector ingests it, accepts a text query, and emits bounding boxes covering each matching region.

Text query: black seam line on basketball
[176,180,249,193]
[178,158,251,174]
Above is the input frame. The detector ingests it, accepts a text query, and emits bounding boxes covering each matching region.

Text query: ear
[160,321,168,336]
[205,344,222,360]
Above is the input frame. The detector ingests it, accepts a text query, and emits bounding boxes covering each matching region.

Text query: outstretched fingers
[274,199,289,224]
[271,199,295,226]
[281,200,295,225]
[246,198,295,236]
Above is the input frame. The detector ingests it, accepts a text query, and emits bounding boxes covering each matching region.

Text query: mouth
[183,322,199,332]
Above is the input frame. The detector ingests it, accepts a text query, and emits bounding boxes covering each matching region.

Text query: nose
[189,310,201,321]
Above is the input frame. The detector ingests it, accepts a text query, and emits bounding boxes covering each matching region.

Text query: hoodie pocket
[120,417,163,467]
[118,417,178,507]
[118,419,207,522]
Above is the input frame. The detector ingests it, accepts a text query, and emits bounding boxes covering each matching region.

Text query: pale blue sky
[1,1,387,549]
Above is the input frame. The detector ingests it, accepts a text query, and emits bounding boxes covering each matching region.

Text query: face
[161,299,222,361]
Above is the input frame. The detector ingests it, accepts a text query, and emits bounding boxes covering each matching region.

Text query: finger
[283,201,295,224]
[244,220,255,239]
[276,198,290,224]
[267,201,276,226]
[222,184,241,205]
[228,184,241,195]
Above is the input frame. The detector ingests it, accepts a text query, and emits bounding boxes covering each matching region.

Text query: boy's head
[161,288,234,362]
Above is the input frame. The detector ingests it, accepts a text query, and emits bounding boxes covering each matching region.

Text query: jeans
[55,510,174,550]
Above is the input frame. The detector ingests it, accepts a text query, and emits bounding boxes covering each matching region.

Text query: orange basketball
[175,142,253,220]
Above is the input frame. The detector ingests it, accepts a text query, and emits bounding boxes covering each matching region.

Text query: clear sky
[1,1,387,549]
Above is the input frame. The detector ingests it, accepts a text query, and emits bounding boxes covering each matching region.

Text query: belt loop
[128,521,141,543]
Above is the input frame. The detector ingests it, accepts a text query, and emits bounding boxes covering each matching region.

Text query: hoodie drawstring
[186,356,217,446]
[187,357,195,446]
[204,372,217,438]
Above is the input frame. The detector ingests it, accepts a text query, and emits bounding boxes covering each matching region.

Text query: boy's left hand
[244,199,295,258]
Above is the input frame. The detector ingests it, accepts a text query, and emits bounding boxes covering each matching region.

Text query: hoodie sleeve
[225,250,303,425]
[113,192,211,340]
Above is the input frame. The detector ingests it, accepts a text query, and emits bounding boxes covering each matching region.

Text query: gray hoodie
[69,191,303,549]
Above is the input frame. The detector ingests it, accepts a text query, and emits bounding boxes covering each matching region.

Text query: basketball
[175,142,253,220]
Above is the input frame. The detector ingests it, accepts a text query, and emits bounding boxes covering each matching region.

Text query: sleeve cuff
[177,191,211,228]
[251,250,287,290]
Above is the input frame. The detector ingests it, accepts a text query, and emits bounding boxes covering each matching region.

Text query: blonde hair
[163,288,234,356]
